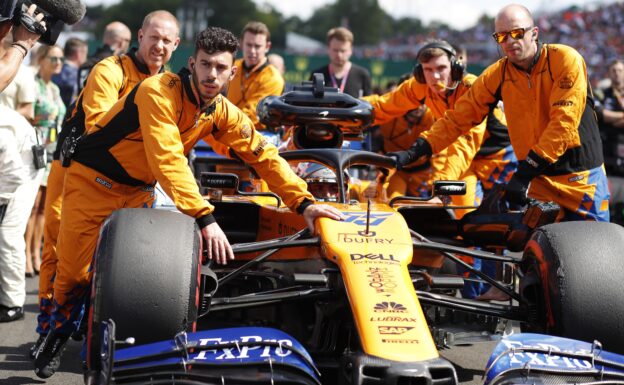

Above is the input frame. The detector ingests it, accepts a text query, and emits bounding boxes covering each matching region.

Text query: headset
[413,41,465,84]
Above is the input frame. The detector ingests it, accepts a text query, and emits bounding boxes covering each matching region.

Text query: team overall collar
[127,47,165,75]
[178,67,217,116]
[512,41,544,74]
[243,57,269,75]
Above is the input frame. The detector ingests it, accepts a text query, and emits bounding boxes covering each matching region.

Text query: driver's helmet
[297,163,348,202]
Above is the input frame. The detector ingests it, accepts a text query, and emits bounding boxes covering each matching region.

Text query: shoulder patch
[558,73,574,89]
[168,77,180,88]
[240,123,252,139]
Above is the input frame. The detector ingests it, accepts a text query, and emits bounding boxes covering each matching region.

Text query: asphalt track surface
[0,277,499,385]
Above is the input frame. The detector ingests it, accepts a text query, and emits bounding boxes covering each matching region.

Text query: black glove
[386,138,432,170]
[504,150,550,207]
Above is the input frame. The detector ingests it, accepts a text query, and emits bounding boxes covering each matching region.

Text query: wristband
[11,43,28,59]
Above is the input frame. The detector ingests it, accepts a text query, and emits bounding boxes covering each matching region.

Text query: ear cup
[450,58,465,82]
[413,63,425,83]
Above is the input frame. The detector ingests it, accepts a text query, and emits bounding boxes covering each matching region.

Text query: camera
[0,0,86,45]
[12,1,63,45]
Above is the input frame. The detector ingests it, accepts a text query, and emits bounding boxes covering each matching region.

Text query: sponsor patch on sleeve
[558,73,575,89]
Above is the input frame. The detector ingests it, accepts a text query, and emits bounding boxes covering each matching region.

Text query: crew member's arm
[238,68,284,129]
[433,118,488,181]
[81,58,125,134]
[138,83,231,264]
[388,74,496,170]
[210,98,344,229]
[363,77,425,126]
[0,5,43,92]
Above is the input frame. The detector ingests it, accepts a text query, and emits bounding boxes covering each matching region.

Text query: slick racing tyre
[88,208,201,369]
[520,221,624,353]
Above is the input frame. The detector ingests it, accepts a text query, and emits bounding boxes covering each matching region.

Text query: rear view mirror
[433,181,466,196]
[200,172,240,190]
[199,172,282,207]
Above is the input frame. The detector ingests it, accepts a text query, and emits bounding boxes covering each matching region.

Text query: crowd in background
[294,1,624,88]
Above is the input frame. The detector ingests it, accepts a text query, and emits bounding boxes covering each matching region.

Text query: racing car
[85,75,624,384]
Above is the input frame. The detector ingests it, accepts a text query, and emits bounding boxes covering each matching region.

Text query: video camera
[0,0,86,45]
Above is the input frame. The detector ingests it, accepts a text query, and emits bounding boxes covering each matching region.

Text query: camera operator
[0,1,45,92]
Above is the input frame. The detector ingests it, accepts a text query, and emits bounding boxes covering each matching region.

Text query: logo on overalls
[240,124,252,139]
[95,177,112,189]
[559,73,574,89]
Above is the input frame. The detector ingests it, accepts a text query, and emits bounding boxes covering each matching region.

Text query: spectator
[0,106,43,322]
[596,59,624,224]
[309,27,372,98]
[52,37,87,109]
[24,44,65,279]
[77,21,132,93]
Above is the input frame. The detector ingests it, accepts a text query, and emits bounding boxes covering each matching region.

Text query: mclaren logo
[374,302,407,313]
[319,111,329,117]
[378,326,414,335]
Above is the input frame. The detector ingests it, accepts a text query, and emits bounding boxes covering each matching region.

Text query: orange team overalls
[49,68,313,336]
[377,106,447,199]
[365,73,515,217]
[37,50,158,337]
[423,44,609,222]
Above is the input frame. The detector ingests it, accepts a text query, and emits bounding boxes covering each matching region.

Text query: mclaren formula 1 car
[85,75,624,385]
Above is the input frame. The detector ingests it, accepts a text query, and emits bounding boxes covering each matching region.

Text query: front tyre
[520,221,624,353]
[88,208,201,370]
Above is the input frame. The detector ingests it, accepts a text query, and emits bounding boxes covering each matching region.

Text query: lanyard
[328,62,351,93]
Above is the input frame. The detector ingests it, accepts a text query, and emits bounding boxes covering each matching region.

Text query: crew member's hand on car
[303,204,345,232]
[502,175,530,207]
[201,222,234,265]
[502,150,550,208]
[386,137,432,170]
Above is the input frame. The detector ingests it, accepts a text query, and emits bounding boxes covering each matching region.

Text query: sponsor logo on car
[382,338,420,344]
[367,266,397,296]
[341,212,393,226]
[374,302,407,313]
[350,253,398,265]
[195,335,293,360]
[500,340,594,369]
[337,232,394,244]
[377,326,414,335]
[278,222,299,236]
[370,317,417,322]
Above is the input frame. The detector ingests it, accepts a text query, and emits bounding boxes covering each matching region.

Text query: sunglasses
[47,56,65,63]
[492,27,532,44]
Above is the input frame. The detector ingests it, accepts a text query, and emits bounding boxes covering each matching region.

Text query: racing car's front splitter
[338,350,458,385]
